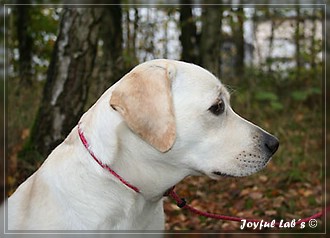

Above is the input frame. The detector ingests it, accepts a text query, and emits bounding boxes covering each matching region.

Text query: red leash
[166,187,328,228]
[78,123,327,228]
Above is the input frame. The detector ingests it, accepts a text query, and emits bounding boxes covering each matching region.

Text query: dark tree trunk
[25,8,103,161]
[179,1,198,64]
[16,3,33,86]
[235,7,245,76]
[97,3,124,95]
[200,7,222,78]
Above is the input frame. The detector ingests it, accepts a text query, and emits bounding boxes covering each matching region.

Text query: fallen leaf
[249,192,263,200]
[273,196,285,208]
[259,175,268,182]
[265,210,277,216]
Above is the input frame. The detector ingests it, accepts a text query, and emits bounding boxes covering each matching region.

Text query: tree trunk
[179,1,198,64]
[310,7,317,74]
[235,7,245,76]
[24,8,103,162]
[200,7,222,78]
[295,6,301,80]
[267,8,275,73]
[97,4,124,95]
[16,3,33,86]
[123,7,139,64]
[132,8,139,60]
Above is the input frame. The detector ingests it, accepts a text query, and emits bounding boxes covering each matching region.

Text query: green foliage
[245,197,254,209]
[11,7,60,78]
[308,196,317,207]
[287,167,306,183]
[18,142,44,167]
[290,87,321,102]
[198,216,207,223]
[255,91,284,111]
[255,91,278,101]
[288,199,296,214]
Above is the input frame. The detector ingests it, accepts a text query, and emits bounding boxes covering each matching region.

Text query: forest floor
[164,167,325,232]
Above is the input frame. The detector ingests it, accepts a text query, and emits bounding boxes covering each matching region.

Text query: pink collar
[77,122,140,193]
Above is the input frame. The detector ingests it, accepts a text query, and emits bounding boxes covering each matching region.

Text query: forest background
[1,0,328,232]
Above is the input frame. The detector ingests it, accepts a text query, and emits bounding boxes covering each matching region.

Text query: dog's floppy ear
[110,62,176,152]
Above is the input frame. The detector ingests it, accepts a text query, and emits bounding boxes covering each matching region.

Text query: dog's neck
[78,90,190,201]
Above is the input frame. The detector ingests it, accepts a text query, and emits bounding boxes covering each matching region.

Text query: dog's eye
[209,99,225,116]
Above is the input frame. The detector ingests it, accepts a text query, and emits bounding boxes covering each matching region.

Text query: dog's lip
[212,171,235,178]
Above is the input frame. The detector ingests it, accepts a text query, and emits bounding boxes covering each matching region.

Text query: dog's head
[110,59,279,178]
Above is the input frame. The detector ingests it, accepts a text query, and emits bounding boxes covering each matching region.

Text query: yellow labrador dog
[8,59,279,230]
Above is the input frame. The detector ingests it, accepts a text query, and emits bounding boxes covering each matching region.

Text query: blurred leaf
[309,87,321,95]
[271,101,284,111]
[245,197,254,209]
[291,90,309,101]
[255,91,278,101]
[249,191,263,200]
[265,210,277,216]
[254,91,283,111]
[291,87,321,102]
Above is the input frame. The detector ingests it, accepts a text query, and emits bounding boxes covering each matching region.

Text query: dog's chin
[208,171,237,180]
[210,167,267,179]
[212,171,236,177]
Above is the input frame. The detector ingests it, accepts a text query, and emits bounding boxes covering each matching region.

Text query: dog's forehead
[136,59,229,101]
[174,61,229,100]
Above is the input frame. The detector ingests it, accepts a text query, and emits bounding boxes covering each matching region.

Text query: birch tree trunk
[25,8,103,161]
[267,8,275,73]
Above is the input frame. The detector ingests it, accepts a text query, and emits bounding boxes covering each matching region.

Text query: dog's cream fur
[7,59,278,230]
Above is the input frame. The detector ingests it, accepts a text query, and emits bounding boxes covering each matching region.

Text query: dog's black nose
[264,134,279,155]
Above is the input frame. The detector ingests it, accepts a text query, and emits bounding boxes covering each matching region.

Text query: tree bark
[295,6,301,80]
[200,7,222,78]
[25,8,103,161]
[16,3,33,86]
[179,1,198,64]
[267,8,275,73]
[310,7,317,73]
[97,4,124,95]
[235,7,245,76]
